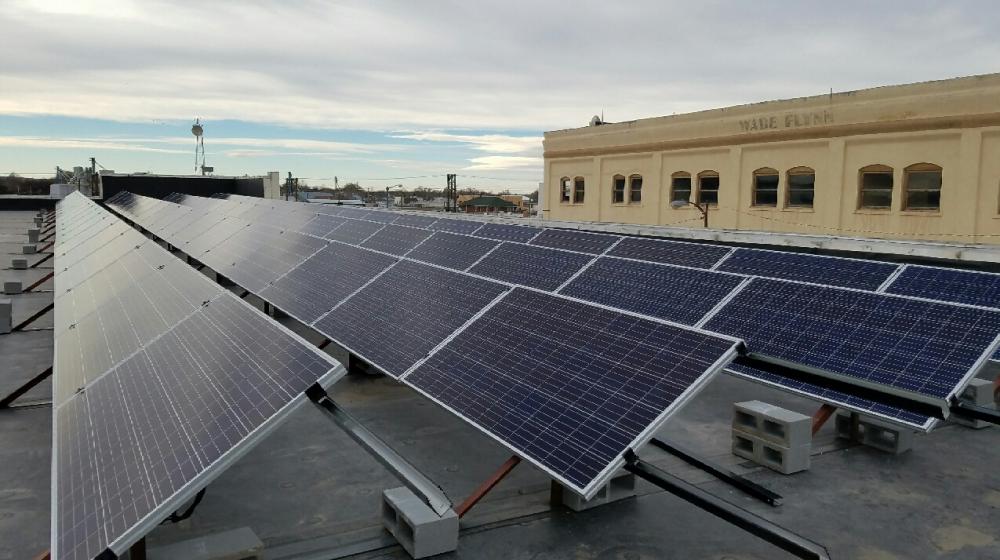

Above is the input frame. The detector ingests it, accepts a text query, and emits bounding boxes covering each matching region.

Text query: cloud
[391,131,542,154]
[464,156,543,171]
[0,136,187,154]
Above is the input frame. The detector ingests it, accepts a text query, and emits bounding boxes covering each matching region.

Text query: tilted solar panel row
[107,192,743,498]
[52,193,342,560]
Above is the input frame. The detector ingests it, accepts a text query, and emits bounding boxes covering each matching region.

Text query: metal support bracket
[455,455,521,518]
[305,384,453,517]
[24,271,55,292]
[0,366,52,409]
[950,398,1000,425]
[12,302,54,332]
[811,404,837,436]
[623,451,829,560]
[30,253,54,268]
[648,438,782,506]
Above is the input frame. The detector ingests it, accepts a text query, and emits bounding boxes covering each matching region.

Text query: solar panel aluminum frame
[401,303,743,500]
[50,303,346,560]
[723,368,937,432]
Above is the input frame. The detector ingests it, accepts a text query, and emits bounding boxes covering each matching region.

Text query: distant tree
[527,190,539,203]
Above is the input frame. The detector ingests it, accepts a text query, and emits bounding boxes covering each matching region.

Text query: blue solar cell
[561,258,744,325]
[716,248,899,290]
[361,224,432,256]
[529,229,620,255]
[363,210,397,224]
[392,214,439,228]
[327,219,383,244]
[469,242,592,291]
[405,288,738,497]
[727,363,934,430]
[429,218,482,235]
[406,232,499,270]
[474,223,542,243]
[260,244,398,324]
[313,260,507,377]
[609,237,731,269]
[885,265,1000,308]
[704,278,1000,399]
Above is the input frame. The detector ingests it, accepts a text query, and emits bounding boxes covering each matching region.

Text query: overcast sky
[1,0,998,192]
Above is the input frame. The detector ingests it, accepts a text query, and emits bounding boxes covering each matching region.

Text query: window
[573,177,585,203]
[612,175,626,203]
[629,174,643,203]
[859,164,893,209]
[671,172,691,203]
[903,163,941,211]
[697,171,719,206]
[560,177,570,203]
[786,167,815,208]
[752,168,779,207]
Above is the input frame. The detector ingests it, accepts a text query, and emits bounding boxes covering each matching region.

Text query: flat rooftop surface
[2,209,1000,560]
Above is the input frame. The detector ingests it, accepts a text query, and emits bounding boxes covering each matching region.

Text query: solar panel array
[108,192,1000,436]
[107,192,742,498]
[52,193,341,560]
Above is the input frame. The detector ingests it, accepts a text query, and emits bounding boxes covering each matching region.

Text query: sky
[1,1,998,193]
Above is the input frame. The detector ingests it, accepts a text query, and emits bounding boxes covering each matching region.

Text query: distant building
[458,193,527,210]
[543,73,1000,244]
[459,195,518,214]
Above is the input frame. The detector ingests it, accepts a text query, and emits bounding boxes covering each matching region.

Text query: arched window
[670,172,691,203]
[559,177,571,203]
[573,176,585,203]
[903,163,942,211]
[629,174,643,203]
[859,164,893,209]
[612,175,626,203]
[786,166,815,208]
[697,171,719,206]
[752,167,779,207]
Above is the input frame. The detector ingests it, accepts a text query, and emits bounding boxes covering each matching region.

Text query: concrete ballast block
[834,412,914,454]
[733,400,811,447]
[381,487,458,559]
[732,428,810,474]
[0,299,11,334]
[22,244,37,255]
[147,526,263,560]
[27,228,40,243]
[3,281,22,295]
[11,258,28,270]
[552,471,636,512]
[953,379,996,429]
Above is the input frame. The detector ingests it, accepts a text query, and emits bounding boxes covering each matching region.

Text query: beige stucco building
[542,74,1000,244]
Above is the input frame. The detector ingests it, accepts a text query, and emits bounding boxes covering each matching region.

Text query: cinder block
[732,428,810,474]
[552,471,636,512]
[733,400,811,447]
[835,412,914,454]
[953,379,996,429]
[22,244,37,255]
[27,229,40,243]
[11,258,28,270]
[0,299,11,334]
[3,281,22,295]
[381,487,458,558]
[33,217,42,227]
[148,526,263,560]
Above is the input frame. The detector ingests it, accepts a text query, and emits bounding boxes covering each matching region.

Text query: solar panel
[703,278,1000,401]
[405,232,499,271]
[429,218,482,235]
[560,258,745,325]
[361,224,433,256]
[327,219,383,244]
[200,226,327,293]
[54,295,339,560]
[469,242,593,291]
[313,260,508,377]
[182,217,252,258]
[528,229,620,255]
[885,265,1000,308]
[392,214,439,228]
[716,248,899,291]
[259,244,398,325]
[727,363,935,431]
[609,237,731,269]
[361,211,398,224]
[296,214,347,239]
[404,288,739,498]
[473,223,542,244]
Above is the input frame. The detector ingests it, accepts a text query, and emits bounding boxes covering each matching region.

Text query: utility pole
[446,173,457,212]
